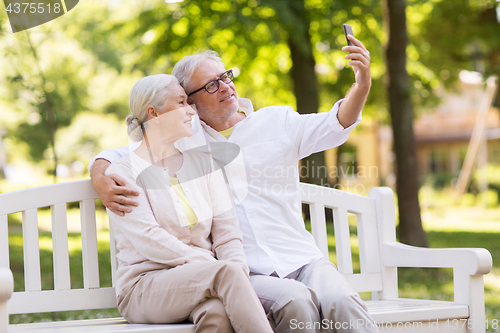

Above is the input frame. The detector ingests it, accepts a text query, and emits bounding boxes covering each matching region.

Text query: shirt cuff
[328,98,363,132]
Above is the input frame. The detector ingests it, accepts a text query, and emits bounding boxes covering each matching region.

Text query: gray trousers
[117,260,273,333]
[250,258,380,333]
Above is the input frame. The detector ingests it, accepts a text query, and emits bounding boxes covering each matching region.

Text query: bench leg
[454,270,486,333]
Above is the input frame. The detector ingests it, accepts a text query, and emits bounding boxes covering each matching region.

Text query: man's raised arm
[90,158,139,216]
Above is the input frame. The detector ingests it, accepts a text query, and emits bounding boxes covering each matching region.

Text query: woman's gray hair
[171,50,225,93]
[126,74,179,142]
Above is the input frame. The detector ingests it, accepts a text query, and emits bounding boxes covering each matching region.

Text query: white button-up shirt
[89,98,361,277]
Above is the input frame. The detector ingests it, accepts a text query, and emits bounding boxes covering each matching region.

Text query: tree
[1,30,91,181]
[103,0,386,190]
[385,0,427,247]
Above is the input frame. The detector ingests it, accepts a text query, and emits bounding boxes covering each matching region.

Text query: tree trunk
[286,0,332,221]
[385,0,427,247]
[287,2,328,188]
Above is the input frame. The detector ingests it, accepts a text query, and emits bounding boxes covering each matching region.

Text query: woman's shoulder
[105,153,133,176]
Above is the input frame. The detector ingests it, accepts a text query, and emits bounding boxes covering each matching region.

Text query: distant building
[325,71,500,193]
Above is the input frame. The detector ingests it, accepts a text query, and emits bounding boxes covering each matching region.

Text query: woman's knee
[191,298,234,333]
[215,261,248,279]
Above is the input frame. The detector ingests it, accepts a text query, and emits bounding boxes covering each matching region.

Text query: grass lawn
[6,191,500,332]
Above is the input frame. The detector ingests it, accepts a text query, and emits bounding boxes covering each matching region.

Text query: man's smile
[220,94,234,103]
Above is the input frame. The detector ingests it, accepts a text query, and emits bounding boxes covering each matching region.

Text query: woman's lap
[118,260,235,324]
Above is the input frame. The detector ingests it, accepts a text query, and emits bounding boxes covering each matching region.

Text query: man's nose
[218,79,230,92]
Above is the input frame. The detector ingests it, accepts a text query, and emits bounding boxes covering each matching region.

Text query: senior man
[90,35,378,333]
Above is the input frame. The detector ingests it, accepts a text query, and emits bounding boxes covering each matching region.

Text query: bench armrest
[381,241,492,276]
[0,267,14,331]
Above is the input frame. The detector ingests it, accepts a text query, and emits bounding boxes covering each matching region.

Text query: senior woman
[105,74,273,333]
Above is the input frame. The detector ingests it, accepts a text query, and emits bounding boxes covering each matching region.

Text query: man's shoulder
[253,105,294,120]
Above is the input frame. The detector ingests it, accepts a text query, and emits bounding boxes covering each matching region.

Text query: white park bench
[0,179,492,333]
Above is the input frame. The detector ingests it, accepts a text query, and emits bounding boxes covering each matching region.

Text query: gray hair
[171,50,225,93]
[126,74,179,142]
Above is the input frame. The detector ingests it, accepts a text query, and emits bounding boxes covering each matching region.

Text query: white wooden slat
[300,183,376,215]
[51,203,71,290]
[309,203,329,258]
[22,209,41,292]
[8,288,117,314]
[369,187,399,300]
[332,207,353,274]
[108,218,118,288]
[10,320,196,333]
[366,299,469,326]
[357,213,382,274]
[8,318,196,333]
[80,199,100,289]
[0,180,98,216]
[343,273,383,292]
[0,215,9,268]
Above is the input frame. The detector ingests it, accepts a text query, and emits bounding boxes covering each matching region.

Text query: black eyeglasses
[188,69,234,96]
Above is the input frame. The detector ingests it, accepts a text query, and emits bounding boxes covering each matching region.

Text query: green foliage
[421,171,456,189]
[0,30,92,168]
[55,112,129,167]
[105,0,387,114]
[1,0,499,181]
[410,0,500,101]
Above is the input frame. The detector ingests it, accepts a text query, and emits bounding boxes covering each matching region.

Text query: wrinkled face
[154,83,196,140]
[186,59,239,127]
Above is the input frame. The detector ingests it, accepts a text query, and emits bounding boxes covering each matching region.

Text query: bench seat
[8,299,469,333]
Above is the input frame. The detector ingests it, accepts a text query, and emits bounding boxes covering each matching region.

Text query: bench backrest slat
[0,214,9,268]
[22,209,42,292]
[0,182,99,216]
[51,203,71,290]
[309,203,328,258]
[357,212,381,274]
[333,207,354,275]
[80,199,100,289]
[10,288,117,314]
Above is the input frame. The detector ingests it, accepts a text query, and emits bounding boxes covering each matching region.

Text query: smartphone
[343,24,354,46]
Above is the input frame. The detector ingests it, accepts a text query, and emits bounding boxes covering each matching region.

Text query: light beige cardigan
[105,150,248,298]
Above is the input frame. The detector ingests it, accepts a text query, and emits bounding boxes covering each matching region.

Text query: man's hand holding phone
[342,24,371,90]
[336,23,372,129]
